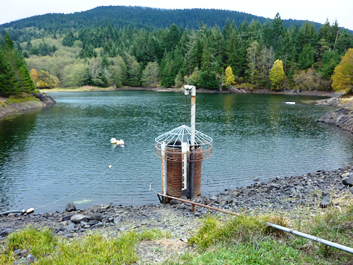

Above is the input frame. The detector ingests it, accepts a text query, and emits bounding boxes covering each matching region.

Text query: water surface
[0,91,352,212]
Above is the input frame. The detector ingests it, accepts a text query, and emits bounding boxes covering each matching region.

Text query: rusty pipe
[156,193,240,216]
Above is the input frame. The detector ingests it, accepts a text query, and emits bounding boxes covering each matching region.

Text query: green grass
[0,227,170,264]
[187,214,287,249]
[5,93,39,104]
[166,238,324,265]
[165,204,353,265]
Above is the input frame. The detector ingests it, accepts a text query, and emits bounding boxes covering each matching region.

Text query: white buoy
[116,139,125,145]
[285,102,296,105]
[110,138,117,144]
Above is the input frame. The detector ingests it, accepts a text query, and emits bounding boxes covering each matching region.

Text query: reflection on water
[0,91,353,213]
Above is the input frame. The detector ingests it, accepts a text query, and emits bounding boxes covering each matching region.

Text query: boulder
[220,196,233,204]
[170,199,181,205]
[62,215,72,221]
[65,202,76,212]
[90,215,103,221]
[70,214,90,223]
[342,174,353,186]
[88,219,100,226]
[0,229,14,237]
[320,195,332,208]
[27,254,35,263]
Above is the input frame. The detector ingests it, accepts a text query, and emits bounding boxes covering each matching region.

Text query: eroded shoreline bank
[0,94,56,120]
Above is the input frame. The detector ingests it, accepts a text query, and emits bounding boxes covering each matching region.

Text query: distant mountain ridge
[0,5,334,33]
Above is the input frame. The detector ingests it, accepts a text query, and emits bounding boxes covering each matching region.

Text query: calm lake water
[1,91,353,213]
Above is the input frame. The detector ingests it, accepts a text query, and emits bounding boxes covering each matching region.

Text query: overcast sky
[1,0,352,30]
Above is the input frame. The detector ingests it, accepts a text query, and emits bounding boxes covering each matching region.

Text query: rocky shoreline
[0,93,55,120]
[316,95,353,134]
[1,164,353,243]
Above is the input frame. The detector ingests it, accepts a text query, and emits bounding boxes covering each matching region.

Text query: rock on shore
[318,108,353,133]
[0,93,55,120]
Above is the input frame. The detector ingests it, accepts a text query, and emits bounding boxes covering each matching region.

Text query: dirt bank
[0,94,55,120]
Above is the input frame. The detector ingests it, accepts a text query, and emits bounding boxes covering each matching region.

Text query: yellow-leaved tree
[269,59,285,89]
[30,69,39,83]
[225,66,235,88]
[332,48,353,93]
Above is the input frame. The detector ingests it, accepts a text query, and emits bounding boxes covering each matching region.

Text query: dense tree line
[3,12,352,92]
[0,32,36,95]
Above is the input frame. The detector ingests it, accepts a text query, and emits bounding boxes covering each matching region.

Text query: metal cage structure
[155,85,213,200]
[155,125,213,162]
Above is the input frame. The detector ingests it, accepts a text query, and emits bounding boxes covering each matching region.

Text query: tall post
[184,85,196,199]
[190,86,196,147]
[161,142,167,202]
[182,142,188,191]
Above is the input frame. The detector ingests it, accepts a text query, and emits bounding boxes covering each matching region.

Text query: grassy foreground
[0,228,170,264]
[166,203,353,265]
[1,202,353,264]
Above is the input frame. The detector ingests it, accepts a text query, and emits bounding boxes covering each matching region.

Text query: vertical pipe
[190,86,196,146]
[182,142,188,191]
[190,86,196,198]
[184,85,196,199]
[161,142,167,199]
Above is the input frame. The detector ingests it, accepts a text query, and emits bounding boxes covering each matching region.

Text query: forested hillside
[0,6,328,42]
[0,6,352,92]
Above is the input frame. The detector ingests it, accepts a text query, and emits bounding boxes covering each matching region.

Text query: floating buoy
[110,138,117,144]
[285,102,296,105]
[116,139,125,145]
[108,165,112,168]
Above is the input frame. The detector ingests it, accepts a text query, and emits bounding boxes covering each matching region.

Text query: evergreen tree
[272,13,284,50]
[319,50,341,79]
[298,44,315,70]
[82,68,94,86]
[199,70,218,89]
[0,48,16,95]
[1,32,36,94]
[226,29,246,77]
[62,31,75,47]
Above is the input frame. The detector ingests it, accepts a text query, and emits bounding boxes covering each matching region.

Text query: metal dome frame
[155,125,213,162]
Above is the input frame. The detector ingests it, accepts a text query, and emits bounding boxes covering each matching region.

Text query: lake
[1,91,353,213]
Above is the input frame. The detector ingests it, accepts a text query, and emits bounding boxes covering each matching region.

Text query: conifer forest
[0,6,353,94]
